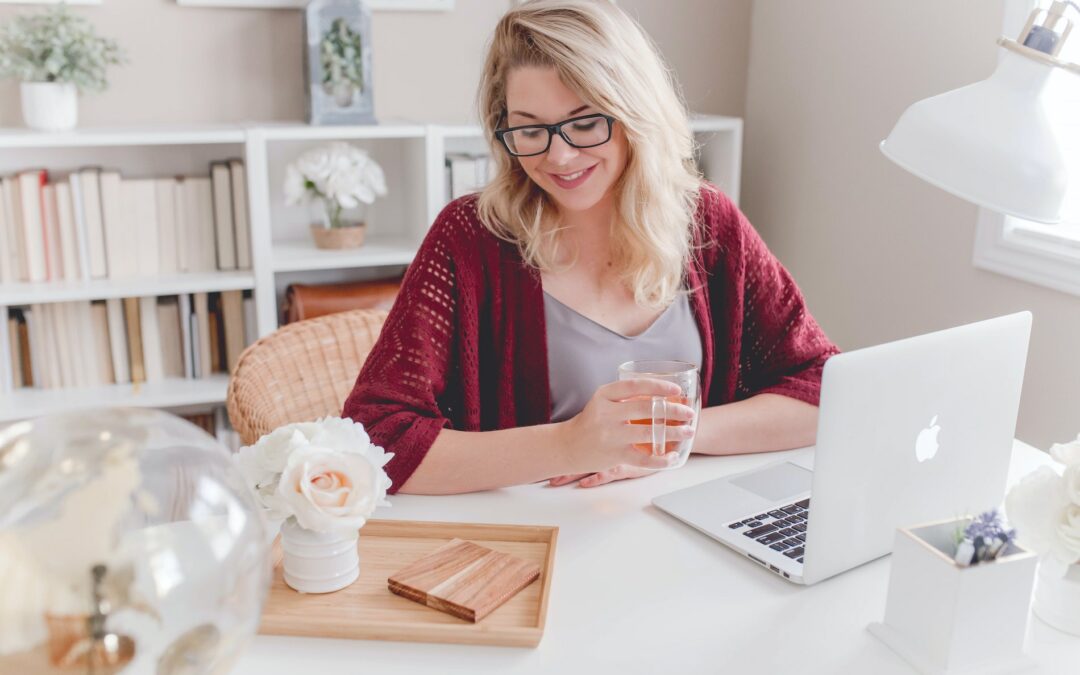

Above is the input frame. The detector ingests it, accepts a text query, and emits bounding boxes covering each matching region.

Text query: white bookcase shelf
[0,375,230,424]
[0,271,256,306]
[0,116,742,423]
[272,238,418,272]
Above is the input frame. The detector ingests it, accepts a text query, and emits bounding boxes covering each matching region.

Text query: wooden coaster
[388,538,541,623]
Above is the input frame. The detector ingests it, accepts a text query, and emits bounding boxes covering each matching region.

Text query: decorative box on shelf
[868,516,1037,675]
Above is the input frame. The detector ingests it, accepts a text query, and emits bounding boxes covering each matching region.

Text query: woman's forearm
[693,393,818,456]
[397,422,580,495]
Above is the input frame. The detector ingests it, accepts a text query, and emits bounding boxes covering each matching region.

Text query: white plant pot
[868,516,1038,674]
[20,82,78,132]
[280,517,359,594]
[1032,558,1080,636]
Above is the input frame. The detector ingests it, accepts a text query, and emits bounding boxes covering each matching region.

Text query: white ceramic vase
[20,82,78,132]
[280,517,359,594]
[1032,559,1080,636]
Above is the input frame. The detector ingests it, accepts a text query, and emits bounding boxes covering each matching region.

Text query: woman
[343,0,839,494]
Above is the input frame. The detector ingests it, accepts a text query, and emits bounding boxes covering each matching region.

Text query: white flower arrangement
[284,142,387,229]
[237,417,393,535]
[1005,434,1080,570]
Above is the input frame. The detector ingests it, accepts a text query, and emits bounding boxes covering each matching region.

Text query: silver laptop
[652,312,1031,585]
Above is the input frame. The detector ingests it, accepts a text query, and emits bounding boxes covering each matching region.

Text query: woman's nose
[545,132,579,165]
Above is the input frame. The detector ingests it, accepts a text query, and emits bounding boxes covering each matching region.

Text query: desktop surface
[234,441,1077,675]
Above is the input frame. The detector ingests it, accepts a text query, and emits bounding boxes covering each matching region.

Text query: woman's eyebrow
[508,104,591,121]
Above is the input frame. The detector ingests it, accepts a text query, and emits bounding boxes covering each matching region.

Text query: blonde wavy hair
[476,0,702,309]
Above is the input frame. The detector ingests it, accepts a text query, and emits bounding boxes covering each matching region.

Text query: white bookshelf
[0,115,742,423]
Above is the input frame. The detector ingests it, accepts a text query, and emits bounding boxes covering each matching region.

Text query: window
[973,1,1080,296]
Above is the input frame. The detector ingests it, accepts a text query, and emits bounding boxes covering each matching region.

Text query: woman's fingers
[549,473,589,487]
[619,399,696,424]
[600,377,682,402]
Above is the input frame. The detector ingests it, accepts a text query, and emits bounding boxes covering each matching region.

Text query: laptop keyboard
[727,498,809,564]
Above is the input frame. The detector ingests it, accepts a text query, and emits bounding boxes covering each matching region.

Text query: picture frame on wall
[305,0,375,126]
[175,1,453,10]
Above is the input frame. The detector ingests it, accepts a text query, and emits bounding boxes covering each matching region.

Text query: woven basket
[227,309,388,446]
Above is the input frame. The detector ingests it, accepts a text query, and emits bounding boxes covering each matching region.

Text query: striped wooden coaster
[388,538,542,623]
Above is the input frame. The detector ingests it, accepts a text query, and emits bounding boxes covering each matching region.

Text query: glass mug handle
[650,396,668,456]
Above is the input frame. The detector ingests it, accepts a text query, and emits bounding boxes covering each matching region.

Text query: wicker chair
[227,309,388,446]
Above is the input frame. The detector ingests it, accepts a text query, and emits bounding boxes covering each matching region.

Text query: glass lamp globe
[0,408,270,675]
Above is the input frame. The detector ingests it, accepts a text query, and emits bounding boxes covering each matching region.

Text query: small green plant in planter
[0,6,126,131]
[320,17,364,107]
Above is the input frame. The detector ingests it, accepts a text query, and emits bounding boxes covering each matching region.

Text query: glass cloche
[0,408,270,674]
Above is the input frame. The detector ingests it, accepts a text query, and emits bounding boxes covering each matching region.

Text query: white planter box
[868,516,1037,675]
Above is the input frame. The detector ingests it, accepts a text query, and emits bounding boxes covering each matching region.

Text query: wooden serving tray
[259,519,558,648]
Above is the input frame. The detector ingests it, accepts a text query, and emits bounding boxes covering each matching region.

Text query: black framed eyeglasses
[494,113,616,157]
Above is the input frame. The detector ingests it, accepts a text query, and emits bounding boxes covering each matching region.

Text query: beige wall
[0,0,750,127]
[743,0,1080,449]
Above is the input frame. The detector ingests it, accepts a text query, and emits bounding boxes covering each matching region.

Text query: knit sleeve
[715,192,840,406]
[341,201,463,493]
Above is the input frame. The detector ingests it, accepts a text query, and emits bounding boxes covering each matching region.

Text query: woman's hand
[549,464,657,488]
[553,378,697,479]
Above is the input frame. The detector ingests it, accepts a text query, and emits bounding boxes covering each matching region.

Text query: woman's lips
[547,163,597,190]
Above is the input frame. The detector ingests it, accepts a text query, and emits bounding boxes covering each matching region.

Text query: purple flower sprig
[954,509,1017,567]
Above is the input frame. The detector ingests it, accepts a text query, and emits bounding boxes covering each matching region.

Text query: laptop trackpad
[730,462,812,502]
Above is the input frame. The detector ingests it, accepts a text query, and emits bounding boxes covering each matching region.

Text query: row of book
[0,160,252,285]
[5,290,255,391]
[445,152,495,201]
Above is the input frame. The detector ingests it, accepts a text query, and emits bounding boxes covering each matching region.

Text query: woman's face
[504,66,628,215]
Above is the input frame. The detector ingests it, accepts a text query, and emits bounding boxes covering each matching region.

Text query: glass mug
[616,360,701,470]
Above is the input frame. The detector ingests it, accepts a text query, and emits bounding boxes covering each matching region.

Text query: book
[178,293,194,379]
[100,171,135,279]
[0,185,11,284]
[229,159,252,270]
[128,179,159,279]
[123,297,146,384]
[2,176,27,281]
[77,168,108,279]
[106,297,131,385]
[184,177,217,273]
[193,292,212,378]
[90,301,115,385]
[23,307,45,390]
[139,296,164,383]
[210,162,237,270]
[41,184,62,281]
[54,181,81,281]
[221,290,246,374]
[242,294,257,347]
[17,169,48,282]
[156,178,179,276]
[7,315,21,390]
[157,297,185,379]
[17,312,32,387]
[74,301,99,387]
[208,301,222,373]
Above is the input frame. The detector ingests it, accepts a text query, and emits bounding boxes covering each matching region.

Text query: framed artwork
[175,1,453,10]
[0,1,103,4]
[305,0,375,125]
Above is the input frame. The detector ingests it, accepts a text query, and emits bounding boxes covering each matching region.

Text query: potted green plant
[0,6,126,132]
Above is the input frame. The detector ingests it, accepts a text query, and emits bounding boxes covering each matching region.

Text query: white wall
[0,0,751,126]
[743,0,1080,449]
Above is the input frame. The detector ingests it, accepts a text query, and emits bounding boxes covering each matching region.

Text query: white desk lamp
[881,1,1080,224]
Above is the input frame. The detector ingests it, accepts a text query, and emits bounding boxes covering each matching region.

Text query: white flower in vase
[284,141,388,230]
[1005,433,1080,567]
[236,416,393,593]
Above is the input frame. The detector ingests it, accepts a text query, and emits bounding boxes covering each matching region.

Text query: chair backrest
[227,309,388,446]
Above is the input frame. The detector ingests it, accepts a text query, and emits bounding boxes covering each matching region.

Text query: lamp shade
[881,49,1068,224]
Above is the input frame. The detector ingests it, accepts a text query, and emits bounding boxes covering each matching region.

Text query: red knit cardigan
[342,184,840,493]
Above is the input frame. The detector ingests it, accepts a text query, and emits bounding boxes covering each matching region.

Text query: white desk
[234,440,1079,674]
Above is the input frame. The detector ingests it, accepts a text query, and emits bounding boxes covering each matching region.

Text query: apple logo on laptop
[915,415,941,462]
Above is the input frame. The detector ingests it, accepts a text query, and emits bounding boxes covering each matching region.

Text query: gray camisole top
[543,291,703,422]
